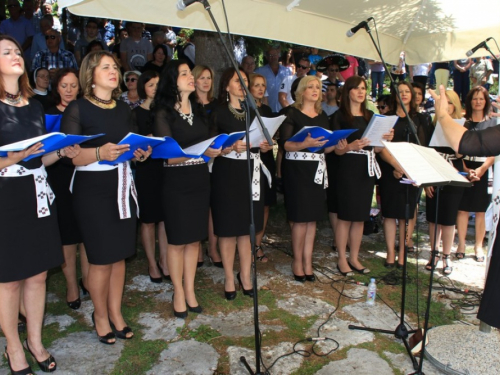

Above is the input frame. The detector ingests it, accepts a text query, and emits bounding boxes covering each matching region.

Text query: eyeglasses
[376,105,387,110]
[45,35,57,40]
[37,75,50,80]
[328,69,339,73]
[297,64,310,70]
[125,78,137,82]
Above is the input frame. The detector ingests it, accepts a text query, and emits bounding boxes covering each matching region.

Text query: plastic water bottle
[366,278,376,306]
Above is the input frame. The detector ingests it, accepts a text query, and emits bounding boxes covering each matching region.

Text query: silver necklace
[178,102,194,126]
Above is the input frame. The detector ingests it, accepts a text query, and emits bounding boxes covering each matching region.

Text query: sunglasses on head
[45,35,57,40]
[377,105,387,110]
[125,77,137,82]
[297,64,310,70]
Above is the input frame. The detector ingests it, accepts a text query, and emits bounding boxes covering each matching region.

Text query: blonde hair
[445,90,463,120]
[79,51,122,99]
[292,75,322,113]
[192,65,215,102]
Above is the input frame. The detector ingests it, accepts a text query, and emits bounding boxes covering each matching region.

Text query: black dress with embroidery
[331,110,376,222]
[133,106,164,224]
[209,104,264,237]
[0,100,63,282]
[154,105,210,245]
[377,113,433,219]
[45,106,82,245]
[281,107,329,222]
[60,98,137,265]
[458,124,500,328]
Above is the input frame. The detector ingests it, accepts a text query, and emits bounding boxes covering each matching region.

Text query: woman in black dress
[425,90,464,275]
[61,51,151,344]
[250,73,276,263]
[282,76,344,281]
[332,76,392,276]
[153,60,221,317]
[430,86,500,329]
[456,86,496,262]
[132,70,169,283]
[192,64,222,267]
[379,81,433,268]
[210,67,272,298]
[46,68,90,309]
[0,35,79,374]
[141,44,168,74]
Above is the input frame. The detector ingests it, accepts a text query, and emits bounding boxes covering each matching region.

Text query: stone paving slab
[343,301,412,332]
[146,339,218,375]
[188,306,284,337]
[138,312,184,342]
[276,295,334,318]
[126,275,172,293]
[315,348,393,374]
[384,351,444,375]
[0,337,6,375]
[228,342,305,375]
[43,314,75,331]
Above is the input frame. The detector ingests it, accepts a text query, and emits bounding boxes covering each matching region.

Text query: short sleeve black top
[281,106,330,153]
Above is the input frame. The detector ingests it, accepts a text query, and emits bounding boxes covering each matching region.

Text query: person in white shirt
[278,57,310,108]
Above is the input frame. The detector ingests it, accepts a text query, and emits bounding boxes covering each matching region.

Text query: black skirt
[72,168,137,265]
[458,160,490,212]
[211,156,264,237]
[162,163,210,245]
[46,162,82,245]
[426,185,464,226]
[0,174,63,282]
[283,154,327,223]
[135,158,164,224]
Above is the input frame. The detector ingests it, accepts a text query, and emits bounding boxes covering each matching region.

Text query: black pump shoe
[236,272,254,297]
[224,290,237,300]
[186,302,203,313]
[67,298,81,310]
[91,312,116,345]
[206,249,223,268]
[293,273,306,282]
[79,278,89,296]
[305,274,316,282]
[4,347,33,375]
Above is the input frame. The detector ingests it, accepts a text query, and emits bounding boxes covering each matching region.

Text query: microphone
[177,0,200,11]
[346,17,374,37]
[466,37,493,57]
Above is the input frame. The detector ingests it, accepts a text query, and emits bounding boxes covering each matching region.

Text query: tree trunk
[195,30,233,97]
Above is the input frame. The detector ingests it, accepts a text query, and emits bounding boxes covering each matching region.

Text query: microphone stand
[347,19,422,371]
[197,1,272,373]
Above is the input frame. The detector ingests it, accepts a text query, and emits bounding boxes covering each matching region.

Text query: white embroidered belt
[463,156,487,162]
[438,152,458,166]
[70,161,138,219]
[164,157,205,167]
[346,149,381,179]
[223,151,272,201]
[0,164,55,218]
[285,151,328,188]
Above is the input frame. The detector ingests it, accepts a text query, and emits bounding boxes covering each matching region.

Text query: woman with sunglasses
[376,94,391,115]
[120,70,144,110]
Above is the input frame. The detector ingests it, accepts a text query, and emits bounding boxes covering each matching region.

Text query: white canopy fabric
[59,0,500,65]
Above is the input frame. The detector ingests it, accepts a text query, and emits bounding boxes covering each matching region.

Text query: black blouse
[281,106,330,152]
[459,125,500,157]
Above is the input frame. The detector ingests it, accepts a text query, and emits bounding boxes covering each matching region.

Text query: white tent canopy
[59,0,500,65]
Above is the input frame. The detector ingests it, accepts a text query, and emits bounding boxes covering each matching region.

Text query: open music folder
[382,141,472,188]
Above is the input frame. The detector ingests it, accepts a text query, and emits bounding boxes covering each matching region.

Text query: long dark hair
[51,67,79,104]
[153,59,201,122]
[465,86,491,120]
[137,70,159,100]
[339,75,371,125]
[152,44,169,65]
[217,67,248,105]
[390,81,417,116]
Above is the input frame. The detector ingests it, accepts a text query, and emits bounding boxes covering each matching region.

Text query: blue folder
[45,114,62,133]
[288,127,357,152]
[99,133,166,165]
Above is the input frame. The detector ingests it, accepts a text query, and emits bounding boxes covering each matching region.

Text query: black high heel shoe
[236,272,254,297]
[224,290,237,300]
[305,274,315,282]
[172,293,188,319]
[109,320,134,339]
[4,347,33,375]
[157,261,171,282]
[206,249,223,268]
[66,297,81,310]
[186,301,203,313]
[148,265,162,284]
[23,340,57,373]
[79,278,89,296]
[293,273,306,282]
[91,312,116,345]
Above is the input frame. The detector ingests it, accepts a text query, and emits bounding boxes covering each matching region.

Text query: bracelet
[56,149,63,159]
[96,147,101,162]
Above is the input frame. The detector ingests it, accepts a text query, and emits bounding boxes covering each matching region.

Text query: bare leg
[106,260,131,337]
[62,244,79,302]
[207,210,221,263]
[383,218,397,263]
[157,222,169,277]
[87,263,115,343]
[219,236,237,292]
[456,210,469,255]
[291,222,307,275]
[303,222,316,275]
[197,243,204,262]
[255,206,269,261]
[168,243,187,313]
[475,212,486,250]
[237,235,252,289]
[0,280,29,372]
[336,219,352,272]
[328,212,338,248]
[398,220,407,264]
[141,222,161,278]
[440,225,455,256]
[183,242,200,307]
[406,209,417,247]
[79,243,89,287]
[346,221,366,269]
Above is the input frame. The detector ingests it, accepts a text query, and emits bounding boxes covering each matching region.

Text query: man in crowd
[278,57,310,108]
[241,55,256,77]
[22,0,42,34]
[31,14,63,62]
[0,0,35,53]
[322,62,345,92]
[120,21,153,72]
[470,57,494,91]
[32,27,78,78]
[321,82,339,117]
[74,18,107,66]
[255,46,291,112]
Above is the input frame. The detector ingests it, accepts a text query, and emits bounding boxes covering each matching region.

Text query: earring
[91,84,96,89]
[226,91,229,102]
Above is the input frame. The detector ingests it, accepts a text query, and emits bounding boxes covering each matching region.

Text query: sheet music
[244,115,285,146]
[0,133,61,153]
[429,118,466,147]
[382,141,471,187]
[183,135,219,156]
[361,114,398,147]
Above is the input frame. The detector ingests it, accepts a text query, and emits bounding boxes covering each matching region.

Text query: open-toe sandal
[474,248,485,262]
[255,245,268,262]
[23,340,57,373]
[4,347,33,375]
[425,251,440,271]
[442,254,453,275]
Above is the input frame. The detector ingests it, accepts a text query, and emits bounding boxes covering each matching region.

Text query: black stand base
[348,323,419,370]
[240,356,265,375]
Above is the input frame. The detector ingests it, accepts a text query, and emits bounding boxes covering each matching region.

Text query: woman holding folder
[153,60,221,317]
[281,76,344,281]
[210,67,273,299]
[0,35,79,374]
[61,51,151,344]
[331,76,393,276]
